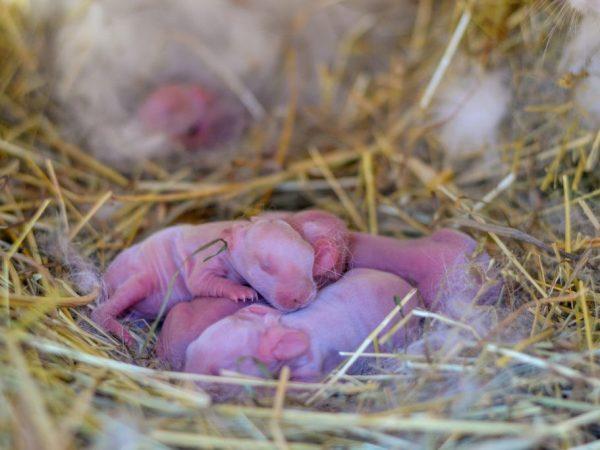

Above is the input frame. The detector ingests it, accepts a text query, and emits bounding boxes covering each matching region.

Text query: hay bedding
[0,0,599,449]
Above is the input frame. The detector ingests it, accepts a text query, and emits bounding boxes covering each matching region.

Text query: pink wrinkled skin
[259,210,351,286]
[156,209,350,368]
[156,297,245,370]
[348,229,500,316]
[137,83,242,150]
[156,220,496,372]
[92,218,317,344]
[260,214,497,310]
[285,210,351,286]
[184,268,420,382]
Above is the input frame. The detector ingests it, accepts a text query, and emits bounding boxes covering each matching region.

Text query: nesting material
[46,0,280,165]
[35,0,365,167]
[567,0,600,15]
[561,13,600,125]
[1,1,599,449]
[433,63,511,161]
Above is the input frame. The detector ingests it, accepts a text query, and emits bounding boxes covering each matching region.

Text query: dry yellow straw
[68,191,112,240]
[563,175,572,254]
[5,336,62,450]
[585,128,600,171]
[271,366,291,450]
[1,2,598,446]
[45,159,69,232]
[419,6,471,109]
[309,147,367,231]
[488,233,547,297]
[577,281,594,371]
[486,344,600,389]
[151,431,318,450]
[577,199,600,232]
[362,152,378,235]
[7,289,98,307]
[4,199,50,259]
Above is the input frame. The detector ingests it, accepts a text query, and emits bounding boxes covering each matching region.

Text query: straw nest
[0,1,599,449]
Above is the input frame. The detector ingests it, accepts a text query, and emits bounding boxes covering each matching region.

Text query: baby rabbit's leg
[187,272,258,302]
[92,274,152,345]
[185,256,257,302]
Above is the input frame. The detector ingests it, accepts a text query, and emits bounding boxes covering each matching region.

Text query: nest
[0,1,599,448]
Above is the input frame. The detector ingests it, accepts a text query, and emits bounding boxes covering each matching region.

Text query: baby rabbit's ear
[260,327,309,362]
[272,329,310,361]
[220,223,248,250]
[313,238,339,278]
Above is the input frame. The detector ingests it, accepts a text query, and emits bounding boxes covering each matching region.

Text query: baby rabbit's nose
[275,295,302,312]
[285,297,302,310]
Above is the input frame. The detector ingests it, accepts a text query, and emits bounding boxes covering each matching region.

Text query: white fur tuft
[34,0,363,167]
[433,67,512,160]
[23,0,81,23]
[44,233,103,297]
[561,15,600,125]
[92,415,162,450]
[568,0,600,15]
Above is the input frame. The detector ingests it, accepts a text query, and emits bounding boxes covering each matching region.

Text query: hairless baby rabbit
[184,268,421,381]
[348,229,500,315]
[156,297,245,370]
[155,214,497,377]
[271,210,498,312]
[137,83,241,150]
[154,209,350,366]
[261,209,351,286]
[92,218,318,344]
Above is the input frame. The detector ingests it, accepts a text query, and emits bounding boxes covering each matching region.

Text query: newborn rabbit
[184,269,421,381]
[93,218,317,344]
